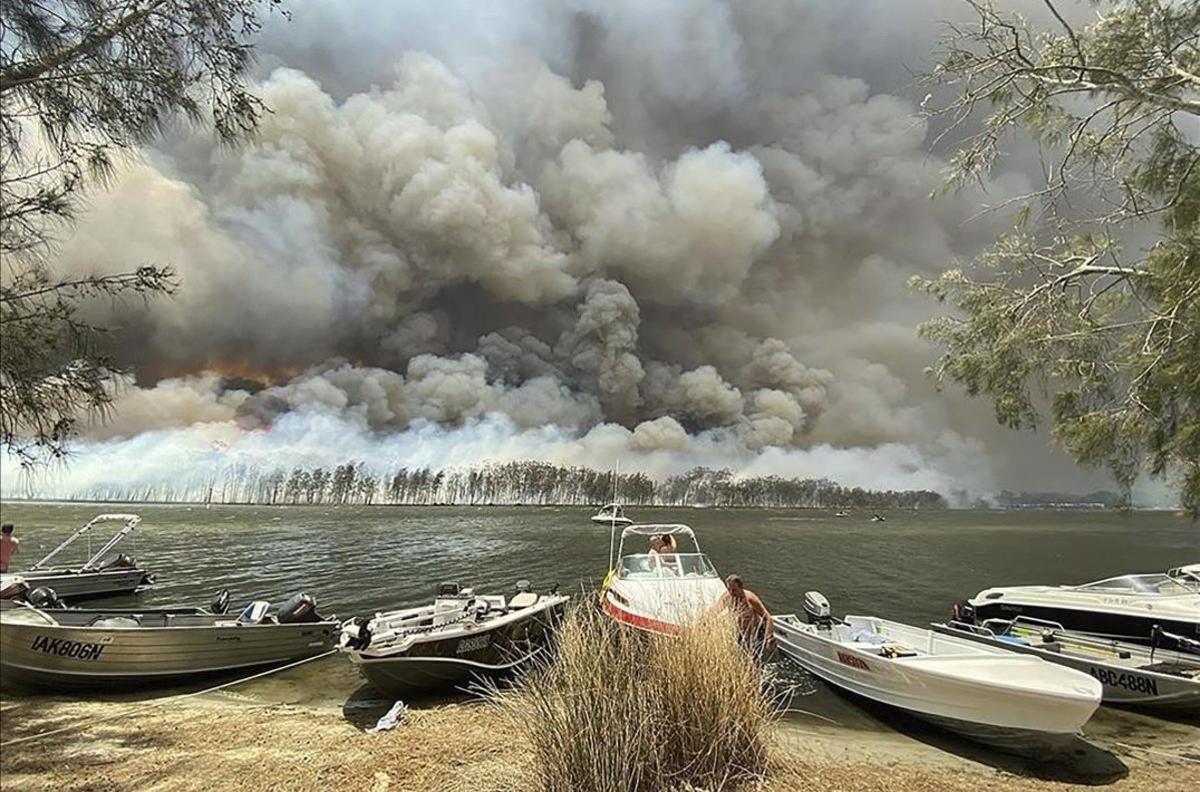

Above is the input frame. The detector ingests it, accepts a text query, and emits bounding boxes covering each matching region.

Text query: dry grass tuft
[489,603,781,792]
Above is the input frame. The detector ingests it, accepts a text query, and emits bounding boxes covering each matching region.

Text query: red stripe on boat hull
[602,595,682,636]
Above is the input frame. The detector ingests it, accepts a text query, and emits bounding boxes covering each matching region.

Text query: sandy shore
[1,692,1196,791]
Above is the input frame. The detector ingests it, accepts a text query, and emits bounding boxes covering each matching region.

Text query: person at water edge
[720,574,774,653]
[0,524,19,573]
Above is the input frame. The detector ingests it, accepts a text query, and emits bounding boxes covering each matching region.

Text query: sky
[4,0,1175,504]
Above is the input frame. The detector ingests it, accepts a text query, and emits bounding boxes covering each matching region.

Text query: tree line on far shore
[70,460,946,509]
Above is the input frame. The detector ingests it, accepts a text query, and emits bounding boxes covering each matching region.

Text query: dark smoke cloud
[19,0,1137,499]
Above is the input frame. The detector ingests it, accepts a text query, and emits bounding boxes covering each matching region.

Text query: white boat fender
[367,701,408,734]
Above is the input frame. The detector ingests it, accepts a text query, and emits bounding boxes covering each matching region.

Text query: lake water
[1,502,1196,771]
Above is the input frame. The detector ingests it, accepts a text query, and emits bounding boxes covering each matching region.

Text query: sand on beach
[0,693,1196,791]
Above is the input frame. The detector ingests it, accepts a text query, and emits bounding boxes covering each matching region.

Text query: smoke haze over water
[2,1,1164,504]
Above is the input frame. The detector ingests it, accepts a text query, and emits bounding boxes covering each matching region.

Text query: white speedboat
[600,524,727,635]
[340,581,568,695]
[775,592,1102,753]
[0,514,154,601]
[962,565,1200,653]
[0,590,337,689]
[932,617,1200,711]
[590,503,634,527]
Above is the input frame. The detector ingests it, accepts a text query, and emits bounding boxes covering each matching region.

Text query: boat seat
[237,600,271,624]
[509,592,538,610]
[879,644,918,659]
[88,615,140,628]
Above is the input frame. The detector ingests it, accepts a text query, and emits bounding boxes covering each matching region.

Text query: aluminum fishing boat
[339,581,568,696]
[0,590,338,689]
[775,592,1102,753]
[0,514,154,601]
[962,564,1200,653]
[932,616,1200,711]
[590,503,634,526]
[600,524,726,635]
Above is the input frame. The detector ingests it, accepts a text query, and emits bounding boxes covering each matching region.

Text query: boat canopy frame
[615,523,701,560]
[31,514,142,572]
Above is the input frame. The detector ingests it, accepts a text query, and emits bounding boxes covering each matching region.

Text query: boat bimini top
[612,524,718,581]
[1066,569,1199,597]
[31,514,143,572]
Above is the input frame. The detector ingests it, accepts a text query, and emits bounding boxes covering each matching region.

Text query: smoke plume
[3,0,1138,502]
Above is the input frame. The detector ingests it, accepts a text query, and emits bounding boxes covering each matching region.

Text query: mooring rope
[1107,740,1200,765]
[0,648,339,748]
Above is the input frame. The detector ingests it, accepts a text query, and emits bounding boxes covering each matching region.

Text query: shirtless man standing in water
[720,574,774,653]
[0,523,19,573]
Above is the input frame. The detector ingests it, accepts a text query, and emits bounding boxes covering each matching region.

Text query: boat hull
[931,623,1200,711]
[591,516,633,526]
[967,599,1199,653]
[1,568,152,601]
[0,615,338,689]
[346,600,566,696]
[774,618,1099,753]
[601,576,727,636]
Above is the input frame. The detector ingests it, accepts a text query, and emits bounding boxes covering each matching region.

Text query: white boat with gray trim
[0,589,338,689]
[340,581,568,695]
[590,503,634,526]
[932,616,1200,711]
[774,592,1102,754]
[0,514,153,602]
[963,564,1200,653]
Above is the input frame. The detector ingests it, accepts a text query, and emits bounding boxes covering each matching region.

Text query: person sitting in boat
[720,574,774,653]
[0,523,18,573]
[648,534,680,573]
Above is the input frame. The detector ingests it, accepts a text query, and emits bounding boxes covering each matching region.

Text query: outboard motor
[515,579,532,594]
[210,588,231,615]
[438,582,462,597]
[349,619,373,650]
[951,600,975,624]
[27,586,63,609]
[803,590,832,628]
[277,592,321,624]
[99,553,137,570]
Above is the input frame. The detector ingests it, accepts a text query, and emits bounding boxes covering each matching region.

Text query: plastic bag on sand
[367,701,407,733]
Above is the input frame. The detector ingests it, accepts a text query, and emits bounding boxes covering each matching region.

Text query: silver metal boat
[340,581,568,696]
[0,514,154,601]
[932,617,1200,712]
[0,591,338,689]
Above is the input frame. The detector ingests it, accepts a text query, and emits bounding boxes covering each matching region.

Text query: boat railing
[31,514,141,571]
[945,619,998,638]
[617,552,717,580]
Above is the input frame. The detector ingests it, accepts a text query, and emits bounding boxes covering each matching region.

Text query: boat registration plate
[836,651,871,671]
[457,634,492,655]
[1088,666,1158,696]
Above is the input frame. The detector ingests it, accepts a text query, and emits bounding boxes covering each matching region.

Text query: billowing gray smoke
[12,0,1139,501]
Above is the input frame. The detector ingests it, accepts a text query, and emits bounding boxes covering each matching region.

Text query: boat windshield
[618,553,718,581]
[1075,573,1199,595]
